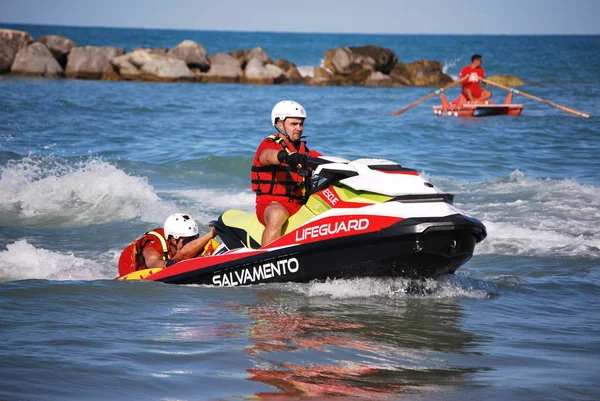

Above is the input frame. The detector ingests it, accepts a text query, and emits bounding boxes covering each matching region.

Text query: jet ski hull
[117,158,488,286]
[152,214,485,286]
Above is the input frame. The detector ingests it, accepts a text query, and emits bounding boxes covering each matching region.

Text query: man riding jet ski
[117,157,487,286]
[251,100,322,246]
[117,100,485,285]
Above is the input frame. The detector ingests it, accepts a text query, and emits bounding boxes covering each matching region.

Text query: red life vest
[117,228,171,276]
[251,134,311,203]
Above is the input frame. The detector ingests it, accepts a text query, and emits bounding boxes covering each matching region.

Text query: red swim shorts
[463,85,484,99]
[256,196,302,225]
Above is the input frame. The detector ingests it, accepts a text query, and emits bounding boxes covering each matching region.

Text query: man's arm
[258,149,282,166]
[174,229,216,260]
[142,247,169,268]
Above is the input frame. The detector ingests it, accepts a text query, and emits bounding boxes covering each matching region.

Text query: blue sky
[1,0,599,34]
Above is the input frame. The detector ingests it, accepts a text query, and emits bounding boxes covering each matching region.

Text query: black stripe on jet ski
[390,193,455,203]
[368,164,418,174]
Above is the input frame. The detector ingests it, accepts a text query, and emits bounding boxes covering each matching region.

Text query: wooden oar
[391,77,467,116]
[480,77,591,118]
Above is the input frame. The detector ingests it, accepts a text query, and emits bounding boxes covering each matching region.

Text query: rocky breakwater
[1,28,459,87]
[310,45,453,87]
[1,29,33,73]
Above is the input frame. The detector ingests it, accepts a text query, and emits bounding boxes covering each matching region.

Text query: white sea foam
[0,156,175,227]
[442,56,462,81]
[270,275,494,300]
[0,240,114,282]
[168,188,255,221]
[428,170,600,259]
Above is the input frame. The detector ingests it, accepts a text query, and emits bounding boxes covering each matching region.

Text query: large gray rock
[11,42,64,77]
[266,64,286,83]
[167,40,210,72]
[324,47,353,74]
[0,29,33,73]
[364,71,393,87]
[111,50,194,81]
[132,47,168,55]
[229,48,250,68]
[273,59,302,84]
[487,74,525,87]
[203,53,243,83]
[129,50,194,81]
[35,34,77,68]
[388,62,411,86]
[305,67,341,86]
[229,47,271,69]
[324,45,398,76]
[341,68,372,86]
[243,58,268,83]
[110,54,140,78]
[247,47,271,64]
[273,58,295,72]
[66,46,125,79]
[243,57,285,84]
[284,66,303,84]
[405,60,453,86]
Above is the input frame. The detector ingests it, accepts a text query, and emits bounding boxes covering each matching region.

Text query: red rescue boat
[432,92,524,117]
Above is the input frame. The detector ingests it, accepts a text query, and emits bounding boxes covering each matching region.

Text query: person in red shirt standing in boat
[251,100,322,246]
[460,54,492,104]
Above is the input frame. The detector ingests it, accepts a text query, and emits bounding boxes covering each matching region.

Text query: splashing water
[269,274,497,300]
[425,170,600,259]
[442,56,464,81]
[0,240,115,282]
[0,155,176,227]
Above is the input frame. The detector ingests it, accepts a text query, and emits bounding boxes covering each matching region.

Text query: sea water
[1,24,599,400]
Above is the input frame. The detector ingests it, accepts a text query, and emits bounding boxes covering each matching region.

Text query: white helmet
[271,100,307,126]
[164,213,199,239]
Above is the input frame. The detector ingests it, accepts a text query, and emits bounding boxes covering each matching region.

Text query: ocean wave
[0,240,115,282]
[168,188,255,217]
[428,170,600,259]
[0,155,176,227]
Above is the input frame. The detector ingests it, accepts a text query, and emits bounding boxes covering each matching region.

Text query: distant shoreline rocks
[0,28,519,88]
[0,29,33,73]
[487,74,525,87]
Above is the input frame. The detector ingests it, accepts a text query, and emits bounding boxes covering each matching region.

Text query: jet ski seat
[215,210,264,249]
[215,204,319,250]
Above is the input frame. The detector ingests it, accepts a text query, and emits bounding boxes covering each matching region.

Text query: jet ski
[117,157,486,286]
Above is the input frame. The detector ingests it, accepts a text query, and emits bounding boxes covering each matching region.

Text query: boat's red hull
[433,104,524,117]
[433,93,524,117]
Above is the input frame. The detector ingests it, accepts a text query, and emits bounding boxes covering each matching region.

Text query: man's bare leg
[465,89,475,103]
[261,203,289,246]
[476,90,492,103]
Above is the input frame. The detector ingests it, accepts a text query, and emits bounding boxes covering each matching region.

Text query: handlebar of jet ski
[304,156,334,170]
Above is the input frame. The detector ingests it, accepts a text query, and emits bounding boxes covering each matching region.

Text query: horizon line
[2,21,599,37]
